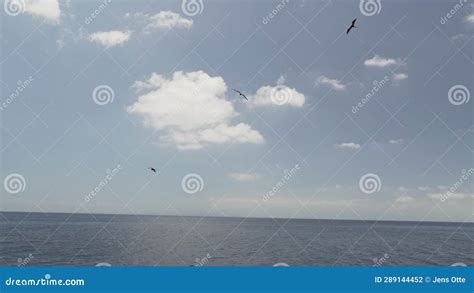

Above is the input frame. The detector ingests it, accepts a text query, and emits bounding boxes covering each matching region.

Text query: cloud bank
[127,71,264,150]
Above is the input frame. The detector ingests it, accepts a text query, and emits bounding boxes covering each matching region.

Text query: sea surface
[1,212,472,266]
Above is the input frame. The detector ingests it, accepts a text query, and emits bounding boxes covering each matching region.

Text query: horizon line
[1,210,472,225]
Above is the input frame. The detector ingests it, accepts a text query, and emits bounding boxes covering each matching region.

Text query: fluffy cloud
[250,79,305,107]
[88,30,132,48]
[127,71,264,150]
[126,11,193,32]
[316,76,346,90]
[392,73,408,81]
[228,173,260,182]
[20,0,61,24]
[160,123,263,150]
[132,73,166,92]
[335,142,360,149]
[364,55,401,67]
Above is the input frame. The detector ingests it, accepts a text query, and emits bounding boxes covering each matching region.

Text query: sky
[0,0,473,222]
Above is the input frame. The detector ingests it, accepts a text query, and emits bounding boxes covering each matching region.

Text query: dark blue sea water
[0,212,472,266]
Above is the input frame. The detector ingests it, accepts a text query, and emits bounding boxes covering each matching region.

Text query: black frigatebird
[346,18,358,34]
[232,89,248,101]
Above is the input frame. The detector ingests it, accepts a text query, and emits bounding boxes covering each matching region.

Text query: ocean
[1,212,472,266]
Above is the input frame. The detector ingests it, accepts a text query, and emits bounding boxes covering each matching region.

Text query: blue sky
[1,0,473,222]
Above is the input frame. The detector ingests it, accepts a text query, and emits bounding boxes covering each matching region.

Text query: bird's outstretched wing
[347,18,357,34]
[233,89,248,101]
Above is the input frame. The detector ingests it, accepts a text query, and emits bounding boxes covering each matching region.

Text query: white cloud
[388,138,404,144]
[427,193,472,200]
[395,196,414,203]
[132,73,167,93]
[250,85,305,107]
[229,173,260,182]
[364,55,401,67]
[316,76,346,90]
[22,0,61,24]
[126,11,193,32]
[127,71,264,150]
[466,14,474,24]
[88,30,132,48]
[392,73,408,81]
[160,123,263,150]
[335,142,361,149]
[418,186,431,192]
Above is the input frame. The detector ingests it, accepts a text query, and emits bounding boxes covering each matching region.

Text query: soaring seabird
[346,18,358,34]
[232,89,248,101]
[149,167,156,173]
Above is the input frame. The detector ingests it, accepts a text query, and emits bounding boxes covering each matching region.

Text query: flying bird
[346,18,358,34]
[232,89,248,101]
[148,167,156,173]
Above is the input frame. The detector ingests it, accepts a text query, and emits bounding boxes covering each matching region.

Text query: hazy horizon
[2,209,474,224]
